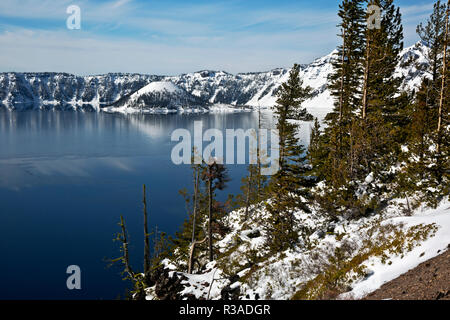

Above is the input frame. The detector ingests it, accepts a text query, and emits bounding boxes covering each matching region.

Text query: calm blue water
[0,110,290,300]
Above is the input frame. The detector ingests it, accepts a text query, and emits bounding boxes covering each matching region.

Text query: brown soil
[364,249,450,300]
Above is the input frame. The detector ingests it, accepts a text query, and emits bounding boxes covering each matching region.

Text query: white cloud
[0,27,333,75]
[111,0,133,9]
[0,1,430,74]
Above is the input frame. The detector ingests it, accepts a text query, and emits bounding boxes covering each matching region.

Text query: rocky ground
[364,248,450,300]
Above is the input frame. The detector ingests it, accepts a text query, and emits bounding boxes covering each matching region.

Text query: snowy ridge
[395,43,431,91]
[0,43,429,113]
[104,81,206,113]
[134,81,182,95]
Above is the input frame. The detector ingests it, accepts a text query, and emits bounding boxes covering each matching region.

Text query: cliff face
[0,43,429,112]
[0,73,160,111]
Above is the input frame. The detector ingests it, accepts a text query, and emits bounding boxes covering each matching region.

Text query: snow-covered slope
[341,200,450,299]
[395,42,431,91]
[144,196,449,300]
[0,43,429,113]
[167,69,290,108]
[104,81,206,113]
[246,50,336,109]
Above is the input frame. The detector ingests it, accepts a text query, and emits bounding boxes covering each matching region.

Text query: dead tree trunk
[257,105,262,201]
[188,237,207,274]
[338,27,347,160]
[188,167,200,274]
[208,175,213,262]
[362,34,370,120]
[143,185,151,282]
[244,168,253,220]
[437,1,449,156]
[119,215,134,280]
[339,27,346,124]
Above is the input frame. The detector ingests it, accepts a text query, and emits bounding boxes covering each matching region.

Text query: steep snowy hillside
[0,43,429,113]
[245,42,429,110]
[167,69,289,107]
[246,50,336,109]
[143,196,449,300]
[395,42,431,91]
[104,81,206,113]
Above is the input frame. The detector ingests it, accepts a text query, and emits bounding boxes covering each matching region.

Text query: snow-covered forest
[109,0,450,301]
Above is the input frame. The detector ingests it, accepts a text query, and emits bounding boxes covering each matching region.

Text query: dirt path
[364,249,450,300]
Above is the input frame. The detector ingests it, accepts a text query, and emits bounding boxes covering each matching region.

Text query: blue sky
[0,0,436,75]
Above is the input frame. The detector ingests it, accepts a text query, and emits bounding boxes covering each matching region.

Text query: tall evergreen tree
[312,0,366,216]
[415,1,448,146]
[307,117,327,181]
[313,0,407,216]
[358,0,404,181]
[402,0,449,206]
[324,0,365,188]
[403,79,434,181]
[417,0,448,83]
[265,64,313,251]
[363,0,404,123]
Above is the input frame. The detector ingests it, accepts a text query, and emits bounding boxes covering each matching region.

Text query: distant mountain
[0,43,430,113]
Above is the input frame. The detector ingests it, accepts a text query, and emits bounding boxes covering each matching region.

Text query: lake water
[0,109,326,299]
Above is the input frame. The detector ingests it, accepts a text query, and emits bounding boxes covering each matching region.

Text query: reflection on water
[0,109,322,299]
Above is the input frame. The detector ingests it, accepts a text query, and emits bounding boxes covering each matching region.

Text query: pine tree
[307,117,327,180]
[402,0,449,206]
[415,0,448,148]
[328,0,365,123]
[356,0,404,182]
[403,80,434,186]
[324,0,365,188]
[265,64,313,252]
[312,0,366,217]
[313,0,407,217]
[363,0,404,123]
[417,0,448,83]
